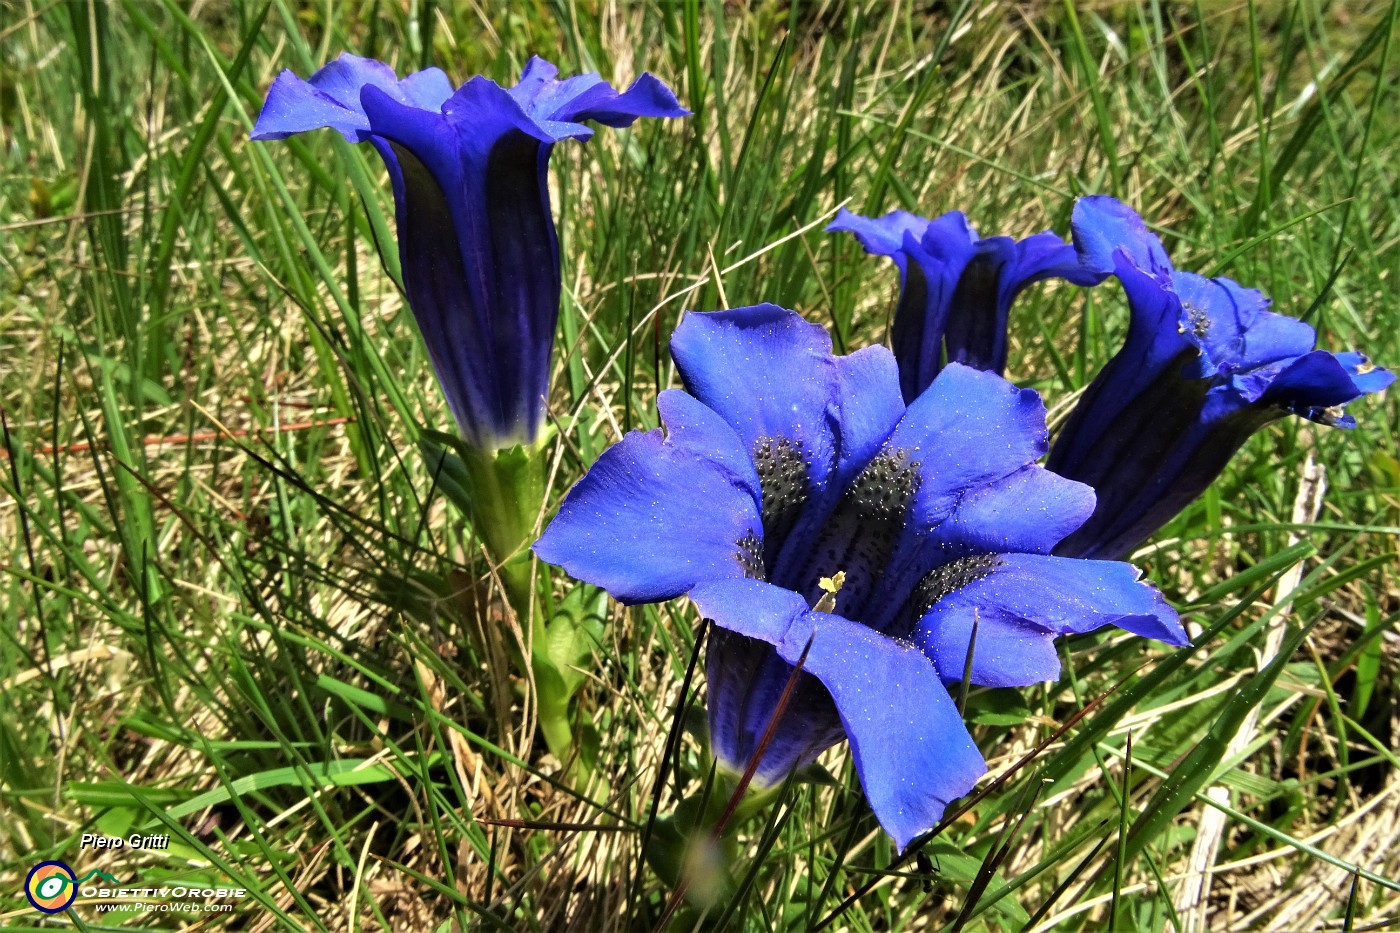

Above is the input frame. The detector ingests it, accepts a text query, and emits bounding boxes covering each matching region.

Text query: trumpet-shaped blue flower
[534,304,1185,849]
[828,207,1104,401]
[252,54,687,449]
[1048,196,1395,560]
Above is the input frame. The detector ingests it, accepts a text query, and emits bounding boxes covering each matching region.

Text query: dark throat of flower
[886,554,1003,640]
[730,439,920,619]
[945,252,1007,370]
[734,442,929,620]
[733,437,1007,634]
[751,436,811,572]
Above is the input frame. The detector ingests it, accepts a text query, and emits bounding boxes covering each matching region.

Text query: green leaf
[165,754,444,819]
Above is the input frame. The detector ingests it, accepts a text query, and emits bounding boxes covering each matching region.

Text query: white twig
[1173,453,1326,931]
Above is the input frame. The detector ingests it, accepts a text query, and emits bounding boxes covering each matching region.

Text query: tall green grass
[2,1,1398,929]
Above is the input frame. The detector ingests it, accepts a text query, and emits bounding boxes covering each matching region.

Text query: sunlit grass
[2,1,1398,929]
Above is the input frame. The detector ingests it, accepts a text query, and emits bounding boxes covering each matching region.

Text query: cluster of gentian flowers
[254,54,1391,853]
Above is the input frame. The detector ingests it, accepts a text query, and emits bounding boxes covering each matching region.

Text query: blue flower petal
[689,578,803,645]
[829,345,906,490]
[893,363,1051,506]
[914,554,1186,686]
[782,612,986,852]
[916,465,1096,558]
[533,430,760,604]
[1172,272,1314,376]
[508,57,689,137]
[826,207,931,258]
[670,305,838,490]
[657,389,762,506]
[690,578,987,850]
[251,54,453,142]
[690,579,844,783]
[1257,351,1394,426]
[916,211,980,260]
[1071,194,1172,276]
[1338,352,1398,395]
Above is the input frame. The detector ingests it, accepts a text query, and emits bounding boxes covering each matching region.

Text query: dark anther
[1184,301,1210,339]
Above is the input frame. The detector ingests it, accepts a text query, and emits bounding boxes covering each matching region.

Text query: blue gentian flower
[1047,196,1395,560]
[828,207,1104,402]
[534,304,1185,849]
[251,54,687,449]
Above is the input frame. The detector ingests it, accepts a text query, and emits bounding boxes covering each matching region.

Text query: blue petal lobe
[868,463,1094,634]
[1172,272,1315,376]
[915,553,1187,686]
[1071,195,1173,276]
[508,57,689,139]
[917,465,1096,558]
[1337,352,1397,395]
[250,54,452,142]
[943,232,1091,370]
[781,612,987,852]
[826,208,932,260]
[829,345,906,489]
[1263,352,1385,405]
[657,389,762,505]
[670,305,838,489]
[690,579,844,784]
[689,578,805,646]
[894,363,1050,505]
[533,431,760,604]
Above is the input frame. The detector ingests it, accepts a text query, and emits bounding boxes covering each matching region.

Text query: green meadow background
[2,0,1398,929]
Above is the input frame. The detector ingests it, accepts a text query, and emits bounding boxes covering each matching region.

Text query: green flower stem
[452,439,593,777]
[646,769,785,905]
[458,443,545,621]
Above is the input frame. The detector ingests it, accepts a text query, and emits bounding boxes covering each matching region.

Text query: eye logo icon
[25,861,78,913]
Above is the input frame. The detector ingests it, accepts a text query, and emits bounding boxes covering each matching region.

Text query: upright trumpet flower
[535,304,1185,849]
[252,54,687,766]
[1048,196,1394,560]
[828,207,1103,401]
[252,53,687,449]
